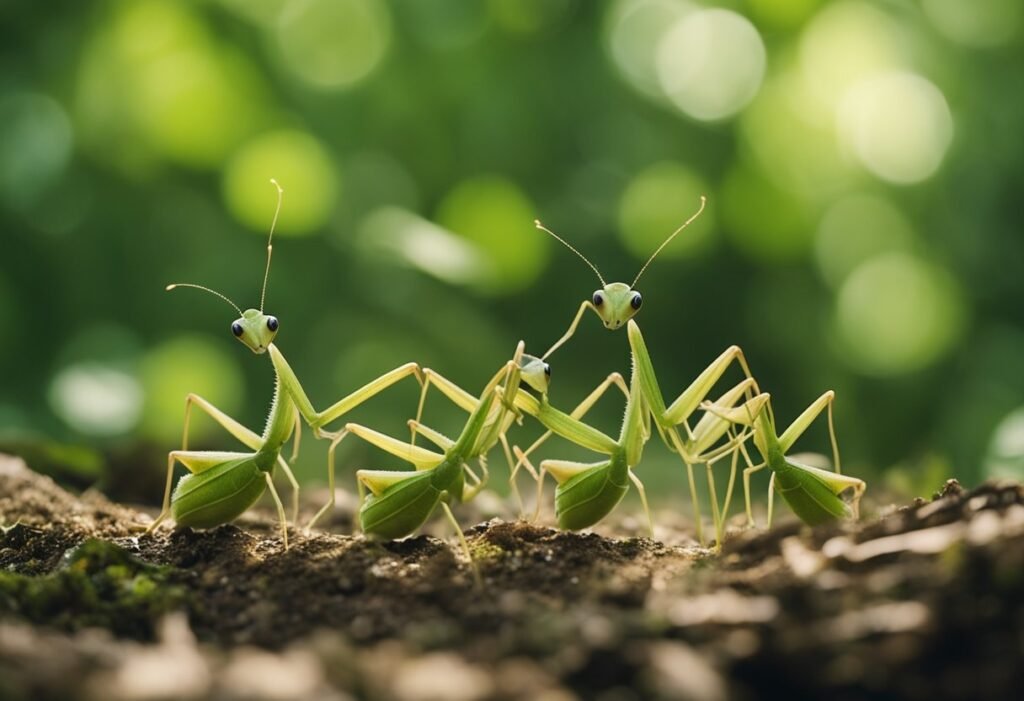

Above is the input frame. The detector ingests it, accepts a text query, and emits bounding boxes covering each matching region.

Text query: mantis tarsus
[148,180,423,547]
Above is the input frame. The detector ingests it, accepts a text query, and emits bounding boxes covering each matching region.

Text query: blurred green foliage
[2,0,1023,506]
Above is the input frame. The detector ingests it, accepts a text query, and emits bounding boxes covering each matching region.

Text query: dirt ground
[1,453,1022,701]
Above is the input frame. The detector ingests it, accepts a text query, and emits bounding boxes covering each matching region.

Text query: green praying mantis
[147,180,423,548]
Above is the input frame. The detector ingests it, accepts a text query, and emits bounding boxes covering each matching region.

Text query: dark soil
[1,454,1022,701]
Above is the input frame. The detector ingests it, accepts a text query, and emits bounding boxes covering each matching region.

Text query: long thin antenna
[631,195,706,288]
[166,283,243,316]
[260,178,284,313]
[534,219,606,287]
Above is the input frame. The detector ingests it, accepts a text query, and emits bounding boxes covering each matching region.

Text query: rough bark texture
[1,454,1022,701]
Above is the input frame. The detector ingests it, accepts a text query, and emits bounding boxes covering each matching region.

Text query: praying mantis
[148,180,423,547]
[526,197,862,543]
[320,343,537,584]
[704,390,866,528]
[526,198,763,543]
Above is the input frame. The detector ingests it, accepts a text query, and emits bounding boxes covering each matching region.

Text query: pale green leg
[736,436,767,528]
[307,429,350,531]
[718,430,742,528]
[263,472,289,550]
[268,345,423,436]
[767,472,776,529]
[667,429,705,545]
[778,391,837,464]
[627,470,654,538]
[542,301,594,361]
[440,501,481,589]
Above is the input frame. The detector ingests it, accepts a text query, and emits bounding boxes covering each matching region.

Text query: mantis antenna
[534,219,607,287]
[165,283,243,316]
[630,195,706,288]
[260,179,284,313]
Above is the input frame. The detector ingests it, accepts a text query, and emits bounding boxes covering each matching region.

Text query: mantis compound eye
[544,363,551,377]
[593,291,604,306]
[267,316,279,331]
[631,293,642,310]
[231,322,244,337]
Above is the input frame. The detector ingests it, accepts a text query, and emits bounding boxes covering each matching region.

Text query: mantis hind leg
[626,470,654,538]
[306,430,350,532]
[264,472,289,550]
[440,501,481,589]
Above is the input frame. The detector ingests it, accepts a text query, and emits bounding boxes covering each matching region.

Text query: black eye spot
[631,293,642,310]
[593,292,604,306]
[231,322,244,337]
[267,316,279,331]
[543,363,551,377]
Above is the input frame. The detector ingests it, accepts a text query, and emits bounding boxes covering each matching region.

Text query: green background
[2,0,1023,509]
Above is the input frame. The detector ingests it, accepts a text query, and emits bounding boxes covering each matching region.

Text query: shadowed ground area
[1,453,1022,701]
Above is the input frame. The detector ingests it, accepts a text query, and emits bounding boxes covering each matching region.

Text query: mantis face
[591,282,642,330]
[519,353,551,395]
[232,308,279,354]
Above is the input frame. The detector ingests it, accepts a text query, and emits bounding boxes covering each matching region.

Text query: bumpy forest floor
[1,453,1022,701]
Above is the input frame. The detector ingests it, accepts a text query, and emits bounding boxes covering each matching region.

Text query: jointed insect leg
[627,470,654,538]
[542,301,593,361]
[737,437,767,528]
[307,429,350,531]
[440,501,481,588]
[264,472,289,550]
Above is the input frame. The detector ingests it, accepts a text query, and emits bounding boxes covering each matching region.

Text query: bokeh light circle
[798,1,908,109]
[435,176,545,295]
[922,0,1022,49]
[839,72,954,185]
[986,406,1024,480]
[834,253,967,376]
[605,0,694,98]
[276,0,391,90]
[49,363,143,436]
[140,337,245,443]
[0,93,73,210]
[223,130,340,236]
[814,193,915,288]
[655,8,766,121]
[617,162,714,260]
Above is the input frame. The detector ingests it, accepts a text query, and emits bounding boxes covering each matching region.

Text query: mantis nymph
[530,197,763,544]
[148,180,423,547]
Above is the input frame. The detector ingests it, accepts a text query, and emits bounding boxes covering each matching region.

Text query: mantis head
[534,195,704,331]
[231,308,279,354]
[166,179,285,355]
[519,352,551,395]
[591,282,642,330]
